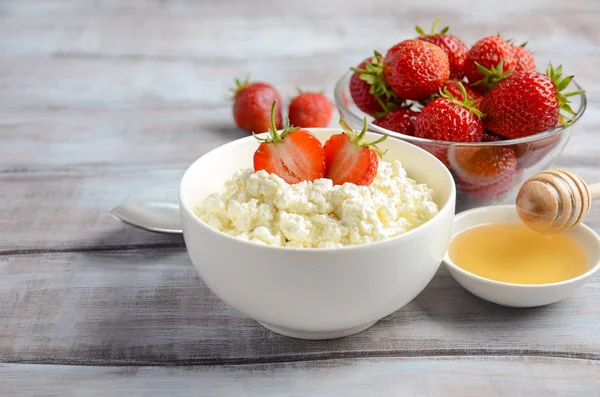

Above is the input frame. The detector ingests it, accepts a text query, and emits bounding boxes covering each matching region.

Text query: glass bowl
[334,71,587,212]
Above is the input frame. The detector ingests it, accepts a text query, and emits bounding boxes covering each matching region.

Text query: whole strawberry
[512,43,536,73]
[349,52,400,116]
[324,118,387,186]
[480,64,585,139]
[231,77,282,133]
[416,18,469,78]
[442,79,483,108]
[414,83,484,142]
[511,135,561,168]
[383,39,450,101]
[288,90,333,128]
[464,36,517,92]
[482,130,504,142]
[448,146,517,186]
[373,108,419,136]
[253,102,325,184]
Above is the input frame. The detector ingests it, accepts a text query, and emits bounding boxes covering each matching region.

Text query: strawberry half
[253,101,326,184]
[324,117,387,186]
[415,18,469,79]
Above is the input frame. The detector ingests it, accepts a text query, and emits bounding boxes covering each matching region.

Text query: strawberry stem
[415,17,449,36]
[252,101,298,143]
[228,74,250,100]
[351,50,401,109]
[439,82,485,118]
[338,117,388,158]
[470,59,513,91]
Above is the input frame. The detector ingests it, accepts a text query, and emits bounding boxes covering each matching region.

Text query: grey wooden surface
[1,0,600,395]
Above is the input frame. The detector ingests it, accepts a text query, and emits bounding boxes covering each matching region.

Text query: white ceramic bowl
[179,128,456,340]
[444,205,600,308]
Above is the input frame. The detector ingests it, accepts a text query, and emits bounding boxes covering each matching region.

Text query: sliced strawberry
[324,118,387,186]
[253,101,325,184]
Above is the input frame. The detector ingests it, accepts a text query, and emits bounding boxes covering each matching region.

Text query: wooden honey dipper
[516,169,600,234]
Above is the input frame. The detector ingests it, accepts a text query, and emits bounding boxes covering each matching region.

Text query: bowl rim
[179,127,456,253]
[334,70,587,147]
[442,204,600,288]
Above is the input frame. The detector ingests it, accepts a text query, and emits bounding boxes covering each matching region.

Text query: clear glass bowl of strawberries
[334,19,587,211]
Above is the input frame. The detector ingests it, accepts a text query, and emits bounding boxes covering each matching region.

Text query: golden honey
[449,223,589,284]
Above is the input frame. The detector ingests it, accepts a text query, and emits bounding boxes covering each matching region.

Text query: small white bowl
[443,205,600,308]
[179,128,456,339]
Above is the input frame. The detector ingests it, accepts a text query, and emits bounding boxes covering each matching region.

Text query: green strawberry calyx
[439,82,485,118]
[253,101,298,143]
[470,58,513,91]
[546,63,585,124]
[415,17,450,37]
[339,117,388,158]
[228,74,251,100]
[350,50,401,116]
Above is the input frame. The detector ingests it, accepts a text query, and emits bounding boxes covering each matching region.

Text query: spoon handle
[589,182,600,200]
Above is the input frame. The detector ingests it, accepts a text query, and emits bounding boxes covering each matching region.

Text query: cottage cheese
[195,160,438,248]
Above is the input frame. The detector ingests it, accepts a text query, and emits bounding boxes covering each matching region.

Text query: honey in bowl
[449,222,589,284]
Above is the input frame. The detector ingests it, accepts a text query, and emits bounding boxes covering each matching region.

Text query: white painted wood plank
[0,357,599,396]
[1,250,598,365]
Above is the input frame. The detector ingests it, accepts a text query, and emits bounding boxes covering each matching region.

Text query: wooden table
[1,0,599,395]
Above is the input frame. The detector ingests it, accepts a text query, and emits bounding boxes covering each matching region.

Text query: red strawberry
[231,77,282,133]
[448,146,517,186]
[288,90,333,128]
[414,83,484,142]
[350,58,384,116]
[482,130,505,142]
[450,146,518,200]
[324,118,387,186]
[373,108,419,136]
[415,18,469,78]
[464,36,517,92]
[383,39,450,101]
[511,134,562,168]
[253,101,325,184]
[512,43,536,73]
[349,52,399,116]
[480,64,585,139]
[442,79,483,108]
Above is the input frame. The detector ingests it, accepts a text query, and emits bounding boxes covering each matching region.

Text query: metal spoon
[110,201,183,234]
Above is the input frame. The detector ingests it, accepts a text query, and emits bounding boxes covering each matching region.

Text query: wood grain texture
[1,250,599,365]
[2,0,600,391]
[1,357,599,396]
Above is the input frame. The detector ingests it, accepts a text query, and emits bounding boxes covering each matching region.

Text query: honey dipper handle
[589,182,600,200]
